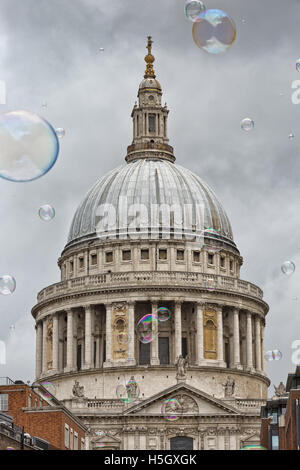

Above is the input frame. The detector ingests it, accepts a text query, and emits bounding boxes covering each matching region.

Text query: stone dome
[139,77,162,91]
[66,158,236,251]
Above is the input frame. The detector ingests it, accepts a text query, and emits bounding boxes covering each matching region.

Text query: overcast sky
[0,0,300,396]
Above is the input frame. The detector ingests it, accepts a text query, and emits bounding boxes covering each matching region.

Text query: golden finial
[144,36,156,78]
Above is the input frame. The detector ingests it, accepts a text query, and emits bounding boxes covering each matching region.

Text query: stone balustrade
[36,271,263,304]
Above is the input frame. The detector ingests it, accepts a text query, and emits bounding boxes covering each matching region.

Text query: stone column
[217,306,225,365]
[261,323,265,372]
[150,301,160,365]
[35,321,43,379]
[42,317,48,374]
[196,302,204,365]
[65,309,74,372]
[246,312,253,370]
[104,303,112,367]
[233,308,242,369]
[128,302,136,365]
[83,305,94,370]
[255,316,262,372]
[174,301,182,362]
[52,313,59,372]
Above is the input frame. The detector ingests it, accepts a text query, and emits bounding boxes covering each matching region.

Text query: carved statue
[274,382,286,397]
[223,376,235,398]
[176,355,188,378]
[72,380,85,398]
[126,376,139,400]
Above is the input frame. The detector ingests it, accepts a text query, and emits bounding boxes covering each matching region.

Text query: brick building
[260,366,300,450]
[0,377,88,450]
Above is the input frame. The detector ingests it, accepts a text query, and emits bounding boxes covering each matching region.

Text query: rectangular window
[105,251,113,263]
[182,338,188,358]
[164,116,167,137]
[136,115,139,137]
[271,435,279,450]
[122,250,131,261]
[193,251,200,262]
[176,250,184,261]
[141,249,149,260]
[91,254,97,265]
[159,249,167,260]
[70,261,74,272]
[272,411,278,424]
[74,432,78,450]
[230,260,233,271]
[70,428,74,450]
[79,257,84,269]
[81,438,85,450]
[220,256,225,268]
[208,253,214,265]
[28,394,32,408]
[77,344,82,371]
[159,337,170,365]
[139,342,150,365]
[65,424,69,448]
[149,114,156,132]
[0,394,8,411]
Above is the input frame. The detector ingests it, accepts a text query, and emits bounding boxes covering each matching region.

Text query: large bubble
[116,378,140,404]
[136,314,159,344]
[281,261,295,276]
[192,9,236,54]
[161,398,183,421]
[0,275,16,295]
[0,110,59,182]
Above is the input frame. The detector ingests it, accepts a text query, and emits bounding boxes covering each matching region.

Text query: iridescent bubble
[157,307,171,322]
[241,118,254,131]
[204,277,216,292]
[289,133,295,140]
[38,204,55,221]
[136,314,158,344]
[116,377,140,404]
[281,261,295,276]
[161,398,183,421]
[296,59,300,72]
[200,227,220,238]
[241,445,267,451]
[203,244,222,254]
[264,350,282,362]
[117,332,130,345]
[0,275,16,295]
[192,9,236,54]
[184,0,206,22]
[41,381,56,400]
[55,128,65,139]
[0,110,59,182]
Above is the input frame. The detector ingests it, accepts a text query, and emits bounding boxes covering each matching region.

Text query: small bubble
[281,260,295,276]
[296,59,300,72]
[38,204,55,221]
[241,118,254,131]
[55,128,65,139]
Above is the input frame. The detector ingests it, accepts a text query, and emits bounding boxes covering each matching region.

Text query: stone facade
[31,37,270,450]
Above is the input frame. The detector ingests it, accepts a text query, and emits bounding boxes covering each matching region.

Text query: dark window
[105,251,113,263]
[170,437,193,450]
[103,339,106,363]
[94,341,97,368]
[230,260,233,271]
[177,250,184,261]
[70,261,74,271]
[139,342,150,365]
[79,257,84,268]
[220,256,225,268]
[208,254,214,265]
[193,251,200,262]
[182,338,187,358]
[159,337,169,365]
[91,254,97,265]
[122,250,131,261]
[149,114,156,132]
[77,344,82,371]
[141,249,149,260]
[159,249,167,260]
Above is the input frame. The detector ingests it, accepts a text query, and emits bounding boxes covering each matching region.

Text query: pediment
[124,383,239,416]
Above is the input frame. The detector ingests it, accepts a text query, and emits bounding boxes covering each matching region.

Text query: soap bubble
[55,128,65,139]
[241,445,267,450]
[203,244,222,254]
[264,350,282,362]
[116,378,140,404]
[161,398,183,421]
[41,381,57,400]
[289,133,295,140]
[0,110,59,182]
[296,59,300,72]
[184,0,206,22]
[117,332,130,345]
[192,9,236,54]
[241,118,254,131]
[38,204,55,221]
[95,431,106,448]
[157,307,171,322]
[136,314,158,344]
[204,277,216,292]
[0,275,16,295]
[99,48,105,52]
[281,261,295,276]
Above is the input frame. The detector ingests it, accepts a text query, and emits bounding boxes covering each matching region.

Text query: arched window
[204,318,217,360]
